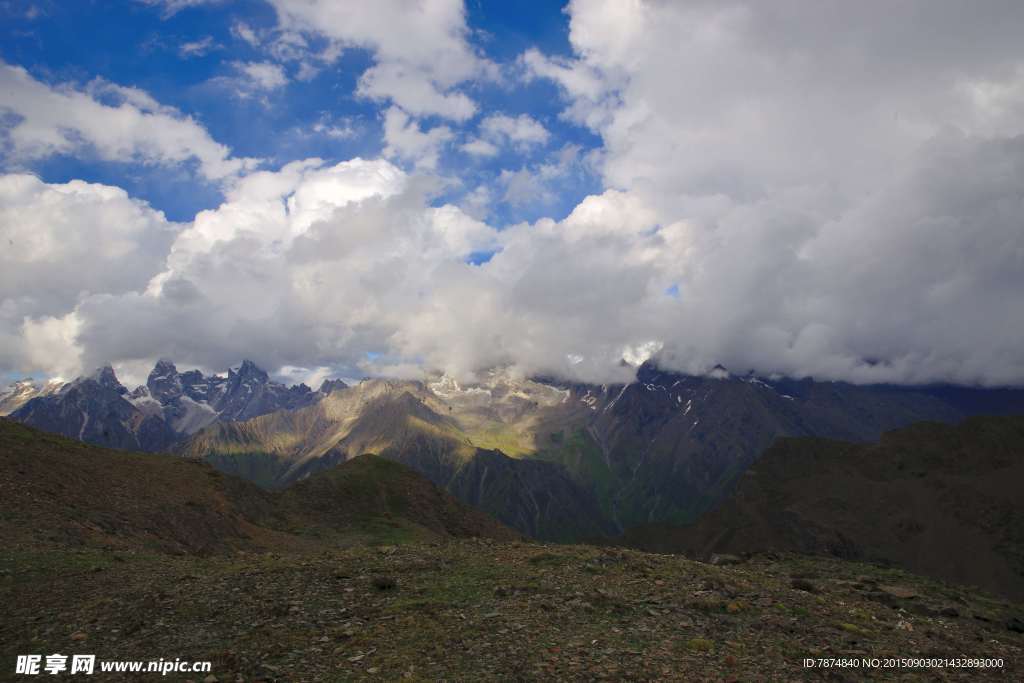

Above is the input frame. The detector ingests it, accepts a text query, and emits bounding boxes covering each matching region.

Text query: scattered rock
[838,622,872,637]
[790,578,818,593]
[686,637,714,652]
[202,676,218,683]
[710,553,743,566]
[879,584,918,599]
[371,576,397,591]
[70,631,87,641]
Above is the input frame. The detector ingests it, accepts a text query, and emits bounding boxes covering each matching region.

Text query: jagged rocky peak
[635,359,679,385]
[127,385,151,401]
[147,358,183,402]
[230,359,269,384]
[635,359,732,385]
[151,358,178,375]
[708,363,731,379]
[87,365,127,394]
[319,378,348,395]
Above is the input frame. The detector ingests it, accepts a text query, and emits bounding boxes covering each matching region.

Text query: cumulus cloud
[481,114,549,146]
[0,174,178,318]
[461,138,499,158]
[228,61,288,97]
[0,174,178,376]
[505,0,1024,385]
[311,117,356,140]
[381,107,453,170]
[70,158,498,378]
[520,47,617,130]
[497,144,587,208]
[358,63,477,121]
[268,0,490,120]
[0,63,255,182]
[463,113,550,157]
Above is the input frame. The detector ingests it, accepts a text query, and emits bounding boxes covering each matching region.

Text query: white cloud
[231,61,288,94]
[459,185,493,220]
[18,313,82,382]
[178,36,217,58]
[64,158,498,377]
[461,138,499,158]
[519,48,616,130]
[509,0,1024,386]
[0,174,177,376]
[312,118,356,140]
[481,113,549,146]
[496,144,585,208]
[357,62,476,121]
[231,22,261,48]
[268,0,490,120]
[462,113,550,158]
[0,63,255,182]
[381,107,453,170]
[138,0,222,18]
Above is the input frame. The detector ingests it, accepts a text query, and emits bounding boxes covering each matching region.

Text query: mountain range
[4,359,333,452]
[8,358,1024,541]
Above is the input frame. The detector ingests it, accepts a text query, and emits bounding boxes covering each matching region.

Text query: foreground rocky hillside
[3,537,1021,680]
[2,419,1022,680]
[618,415,1024,601]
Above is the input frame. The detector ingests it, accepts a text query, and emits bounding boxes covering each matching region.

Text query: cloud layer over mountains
[2,0,1024,387]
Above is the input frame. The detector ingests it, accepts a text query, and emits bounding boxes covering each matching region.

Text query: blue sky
[0,0,598,224]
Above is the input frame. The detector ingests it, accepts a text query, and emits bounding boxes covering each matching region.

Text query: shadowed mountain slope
[616,414,1024,600]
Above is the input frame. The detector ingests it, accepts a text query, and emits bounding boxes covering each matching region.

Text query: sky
[1,0,1023,389]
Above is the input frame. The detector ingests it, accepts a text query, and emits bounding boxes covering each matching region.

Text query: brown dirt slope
[617,415,1024,600]
[0,418,516,556]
